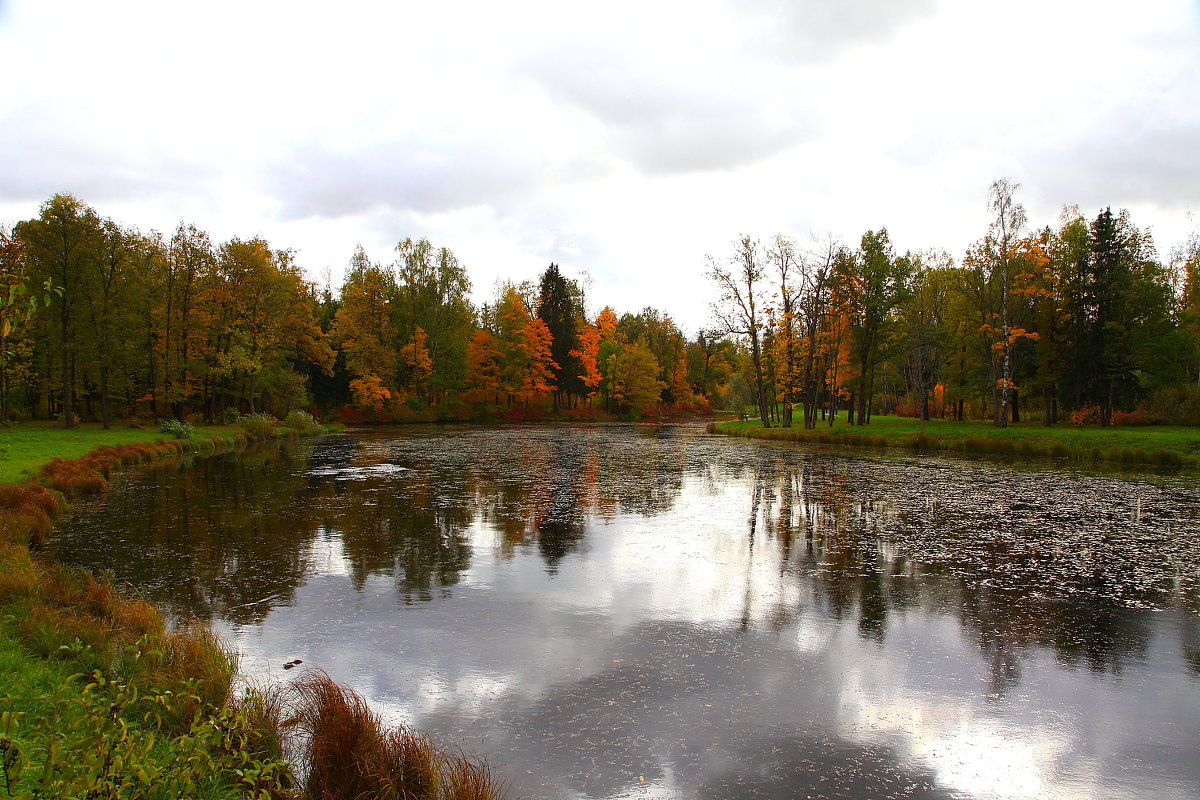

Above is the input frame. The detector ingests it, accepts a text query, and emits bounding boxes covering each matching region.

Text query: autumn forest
[4,183,1200,430]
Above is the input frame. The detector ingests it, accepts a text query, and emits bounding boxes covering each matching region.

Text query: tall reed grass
[286,670,508,800]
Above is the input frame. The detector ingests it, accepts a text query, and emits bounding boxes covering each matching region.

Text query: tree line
[0,194,736,427]
[712,180,1200,429]
[3,186,1198,429]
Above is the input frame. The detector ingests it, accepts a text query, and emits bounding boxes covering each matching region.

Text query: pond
[56,424,1200,800]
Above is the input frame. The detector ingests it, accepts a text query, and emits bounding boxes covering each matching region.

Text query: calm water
[57,424,1200,800]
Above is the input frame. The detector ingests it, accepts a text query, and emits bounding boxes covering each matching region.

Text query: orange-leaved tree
[399,326,433,401]
[465,327,502,403]
[332,250,398,411]
[570,319,602,403]
[495,286,557,405]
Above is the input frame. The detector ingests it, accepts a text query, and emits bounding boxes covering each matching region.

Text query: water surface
[58,424,1200,800]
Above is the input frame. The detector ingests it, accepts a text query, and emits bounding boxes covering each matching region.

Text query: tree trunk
[67,353,77,428]
[0,342,8,425]
[100,365,111,429]
[60,330,74,429]
[750,334,770,428]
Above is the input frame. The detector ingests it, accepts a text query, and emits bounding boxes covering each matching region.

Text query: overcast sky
[2,0,1197,332]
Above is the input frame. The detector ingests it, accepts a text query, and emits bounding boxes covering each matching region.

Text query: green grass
[0,421,241,485]
[0,620,262,800]
[712,415,1200,468]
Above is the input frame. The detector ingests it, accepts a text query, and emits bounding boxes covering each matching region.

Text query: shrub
[1048,442,1071,459]
[1070,403,1101,427]
[1140,385,1200,426]
[158,417,195,440]
[1110,409,1151,427]
[988,438,1015,455]
[282,409,323,436]
[908,434,936,450]
[0,670,294,800]
[238,413,278,440]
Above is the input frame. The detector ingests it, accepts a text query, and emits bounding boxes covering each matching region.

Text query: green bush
[157,418,194,441]
[281,410,323,436]
[1015,440,1039,457]
[907,434,936,450]
[1150,449,1185,466]
[237,413,278,440]
[1141,385,1200,426]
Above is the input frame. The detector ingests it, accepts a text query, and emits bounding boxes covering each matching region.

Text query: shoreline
[709,416,1200,470]
[0,421,507,800]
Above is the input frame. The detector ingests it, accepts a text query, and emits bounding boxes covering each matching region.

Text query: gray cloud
[744,0,941,62]
[264,130,601,221]
[507,0,937,178]
[1027,101,1200,215]
[518,42,818,176]
[0,107,219,207]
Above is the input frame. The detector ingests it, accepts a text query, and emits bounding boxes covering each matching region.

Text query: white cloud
[1,0,1197,331]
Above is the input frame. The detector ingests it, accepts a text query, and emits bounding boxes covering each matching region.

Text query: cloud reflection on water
[54,424,1200,800]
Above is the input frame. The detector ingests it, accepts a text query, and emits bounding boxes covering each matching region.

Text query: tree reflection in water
[53,424,1200,800]
[57,426,1200,676]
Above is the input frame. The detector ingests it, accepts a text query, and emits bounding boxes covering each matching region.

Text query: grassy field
[713,415,1200,468]
[0,420,241,484]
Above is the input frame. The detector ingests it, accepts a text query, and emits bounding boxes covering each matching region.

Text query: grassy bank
[0,420,507,799]
[711,415,1200,468]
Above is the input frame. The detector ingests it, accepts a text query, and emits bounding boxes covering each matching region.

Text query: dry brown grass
[439,753,508,800]
[111,596,164,640]
[0,483,63,547]
[0,506,52,547]
[0,482,62,516]
[17,602,111,659]
[36,440,195,497]
[147,622,239,715]
[236,681,293,762]
[39,457,109,496]
[287,670,507,800]
[90,442,158,466]
[0,542,39,601]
